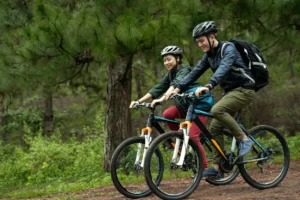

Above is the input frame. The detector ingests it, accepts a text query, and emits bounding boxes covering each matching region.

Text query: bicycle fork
[135,127,152,168]
[171,121,192,167]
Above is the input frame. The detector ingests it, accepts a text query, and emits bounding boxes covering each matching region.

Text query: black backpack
[221,38,269,92]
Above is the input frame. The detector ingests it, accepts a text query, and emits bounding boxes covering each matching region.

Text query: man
[169,21,256,178]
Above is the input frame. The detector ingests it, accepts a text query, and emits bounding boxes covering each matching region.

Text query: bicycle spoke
[239,125,290,189]
[144,131,203,200]
[111,137,163,198]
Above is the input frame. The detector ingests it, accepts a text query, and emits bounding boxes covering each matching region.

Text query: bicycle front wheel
[111,136,164,198]
[144,131,204,200]
[238,125,290,189]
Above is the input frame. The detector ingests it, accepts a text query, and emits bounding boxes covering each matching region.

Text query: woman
[129,45,210,169]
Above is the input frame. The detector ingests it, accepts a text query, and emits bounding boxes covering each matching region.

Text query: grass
[1,133,299,199]
[0,177,112,199]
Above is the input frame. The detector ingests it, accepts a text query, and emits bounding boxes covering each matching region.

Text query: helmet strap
[206,34,215,53]
[174,57,179,69]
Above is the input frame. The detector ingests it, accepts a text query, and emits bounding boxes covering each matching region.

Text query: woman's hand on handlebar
[151,98,164,108]
[129,101,140,108]
[166,88,180,100]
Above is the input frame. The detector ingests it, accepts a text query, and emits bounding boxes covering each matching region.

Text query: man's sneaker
[238,138,254,157]
[202,167,224,178]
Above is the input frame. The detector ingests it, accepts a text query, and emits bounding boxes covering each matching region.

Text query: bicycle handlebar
[170,93,195,99]
[132,102,162,109]
[170,89,208,100]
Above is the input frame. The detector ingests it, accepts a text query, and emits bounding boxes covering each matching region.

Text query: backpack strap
[253,53,267,68]
[221,42,255,84]
[221,42,229,58]
[222,42,253,69]
[231,66,255,83]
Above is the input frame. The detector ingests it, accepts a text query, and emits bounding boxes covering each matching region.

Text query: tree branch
[255,17,277,38]
[260,38,281,52]
[55,63,85,85]
[49,20,72,56]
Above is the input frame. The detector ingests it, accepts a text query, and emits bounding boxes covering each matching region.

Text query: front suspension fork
[135,127,152,168]
[171,121,192,167]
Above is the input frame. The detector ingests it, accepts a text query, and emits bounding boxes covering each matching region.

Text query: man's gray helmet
[192,21,218,39]
[161,45,183,57]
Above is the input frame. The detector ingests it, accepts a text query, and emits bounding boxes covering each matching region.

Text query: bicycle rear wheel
[144,131,204,200]
[203,129,239,185]
[238,125,290,189]
[111,136,164,198]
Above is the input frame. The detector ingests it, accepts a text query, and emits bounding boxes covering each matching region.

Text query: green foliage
[0,133,106,198]
[286,133,300,159]
[2,108,42,134]
[0,0,299,198]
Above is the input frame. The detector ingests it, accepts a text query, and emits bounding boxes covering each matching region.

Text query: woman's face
[163,55,177,70]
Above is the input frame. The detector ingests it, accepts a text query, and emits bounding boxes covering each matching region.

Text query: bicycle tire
[238,125,290,189]
[144,131,204,200]
[111,136,164,198]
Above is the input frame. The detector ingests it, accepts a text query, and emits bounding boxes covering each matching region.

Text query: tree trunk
[288,48,295,84]
[104,54,134,172]
[0,93,7,143]
[19,93,24,146]
[134,68,143,98]
[288,48,297,136]
[43,87,54,137]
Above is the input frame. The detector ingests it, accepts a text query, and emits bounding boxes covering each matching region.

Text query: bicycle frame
[170,93,272,168]
[171,97,240,167]
[134,104,180,167]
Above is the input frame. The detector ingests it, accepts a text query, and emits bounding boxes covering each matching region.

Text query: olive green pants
[209,87,255,164]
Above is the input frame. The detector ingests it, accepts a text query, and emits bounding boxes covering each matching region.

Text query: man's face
[195,35,214,53]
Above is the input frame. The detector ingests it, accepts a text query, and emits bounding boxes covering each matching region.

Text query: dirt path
[36,160,300,200]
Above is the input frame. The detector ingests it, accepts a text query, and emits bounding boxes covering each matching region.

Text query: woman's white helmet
[161,45,183,57]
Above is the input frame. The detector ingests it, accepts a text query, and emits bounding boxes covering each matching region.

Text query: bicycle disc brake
[182,153,194,171]
[133,163,143,174]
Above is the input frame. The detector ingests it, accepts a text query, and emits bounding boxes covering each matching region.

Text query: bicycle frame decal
[211,139,226,159]
[154,116,180,124]
[236,157,269,165]
[194,109,213,117]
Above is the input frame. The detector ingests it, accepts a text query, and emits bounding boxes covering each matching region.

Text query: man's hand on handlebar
[195,87,209,97]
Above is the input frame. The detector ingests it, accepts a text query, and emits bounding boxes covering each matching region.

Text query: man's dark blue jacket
[178,41,255,93]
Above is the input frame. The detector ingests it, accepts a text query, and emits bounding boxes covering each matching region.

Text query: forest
[0,0,299,198]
